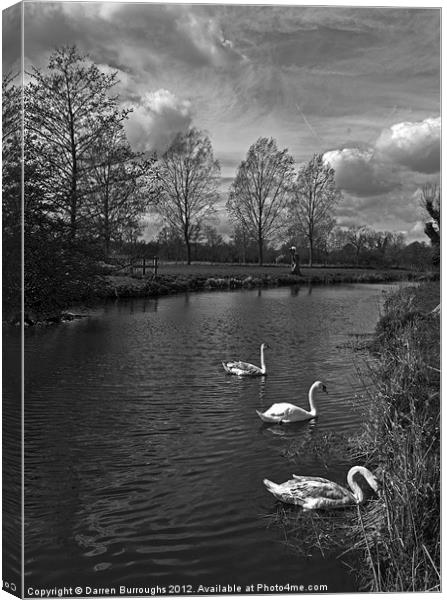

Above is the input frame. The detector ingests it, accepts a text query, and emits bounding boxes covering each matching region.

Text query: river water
[17,283,396,592]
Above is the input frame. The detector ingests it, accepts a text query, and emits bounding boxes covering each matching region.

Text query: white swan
[222,343,269,376]
[263,466,379,510]
[256,381,327,423]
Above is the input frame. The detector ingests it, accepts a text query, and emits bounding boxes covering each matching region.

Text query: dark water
[19,283,395,592]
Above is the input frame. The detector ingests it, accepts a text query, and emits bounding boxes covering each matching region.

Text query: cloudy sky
[2,1,441,242]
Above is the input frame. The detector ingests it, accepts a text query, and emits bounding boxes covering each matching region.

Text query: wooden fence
[129,256,159,276]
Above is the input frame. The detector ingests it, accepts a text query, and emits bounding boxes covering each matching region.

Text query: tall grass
[262,282,440,591]
[353,282,440,591]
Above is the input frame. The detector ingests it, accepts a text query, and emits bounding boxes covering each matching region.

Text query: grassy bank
[96,264,435,301]
[264,280,440,592]
[18,264,437,325]
[15,262,437,325]
[353,281,440,591]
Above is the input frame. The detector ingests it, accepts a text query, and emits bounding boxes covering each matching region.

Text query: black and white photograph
[2,0,441,596]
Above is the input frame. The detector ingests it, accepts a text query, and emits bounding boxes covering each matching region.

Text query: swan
[263,466,379,510]
[256,381,327,423]
[222,343,269,376]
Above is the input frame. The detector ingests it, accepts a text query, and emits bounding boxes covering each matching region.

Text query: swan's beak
[322,385,328,394]
[372,478,381,495]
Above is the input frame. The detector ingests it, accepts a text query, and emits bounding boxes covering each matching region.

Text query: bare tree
[346,225,371,266]
[202,225,225,262]
[315,217,337,265]
[327,226,349,253]
[289,154,340,266]
[377,231,405,266]
[227,137,295,265]
[84,123,158,260]
[156,127,220,264]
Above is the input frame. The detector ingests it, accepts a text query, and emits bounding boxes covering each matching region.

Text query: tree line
[2,46,440,318]
[133,223,434,271]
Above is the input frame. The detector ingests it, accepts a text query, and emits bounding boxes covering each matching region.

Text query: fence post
[154,256,159,276]
[142,257,146,276]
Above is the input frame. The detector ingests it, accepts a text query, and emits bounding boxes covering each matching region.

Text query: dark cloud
[21,3,246,74]
[8,2,440,243]
[2,2,21,73]
[335,188,422,235]
[324,147,400,197]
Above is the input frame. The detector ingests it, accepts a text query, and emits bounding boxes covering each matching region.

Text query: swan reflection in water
[259,418,317,439]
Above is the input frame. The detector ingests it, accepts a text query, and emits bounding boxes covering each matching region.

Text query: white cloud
[125,89,193,154]
[323,115,440,199]
[323,147,399,196]
[375,117,440,174]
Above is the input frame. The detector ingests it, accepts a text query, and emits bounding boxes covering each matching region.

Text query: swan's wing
[265,477,354,507]
[292,475,335,484]
[287,478,353,502]
[234,361,260,373]
[226,361,261,375]
[256,409,282,423]
[281,405,312,422]
[264,479,306,505]
[264,403,310,420]
[264,403,294,416]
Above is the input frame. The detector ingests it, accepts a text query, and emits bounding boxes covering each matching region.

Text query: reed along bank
[355,280,440,591]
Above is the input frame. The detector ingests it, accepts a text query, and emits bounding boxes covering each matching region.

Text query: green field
[156,262,411,279]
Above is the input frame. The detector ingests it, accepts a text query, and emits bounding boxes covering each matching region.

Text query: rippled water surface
[20,283,395,591]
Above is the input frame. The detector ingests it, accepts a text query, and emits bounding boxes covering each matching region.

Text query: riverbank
[15,264,438,326]
[353,280,440,591]
[96,264,435,301]
[269,279,440,591]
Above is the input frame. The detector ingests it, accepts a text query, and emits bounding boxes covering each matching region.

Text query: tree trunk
[308,239,313,267]
[104,229,110,262]
[258,234,263,266]
[185,236,191,265]
[69,159,77,239]
[68,88,78,241]
[104,202,110,261]
[425,222,440,247]
[70,198,77,240]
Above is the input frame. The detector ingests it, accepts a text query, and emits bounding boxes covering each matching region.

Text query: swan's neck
[347,466,376,503]
[307,383,319,416]
[260,346,266,374]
